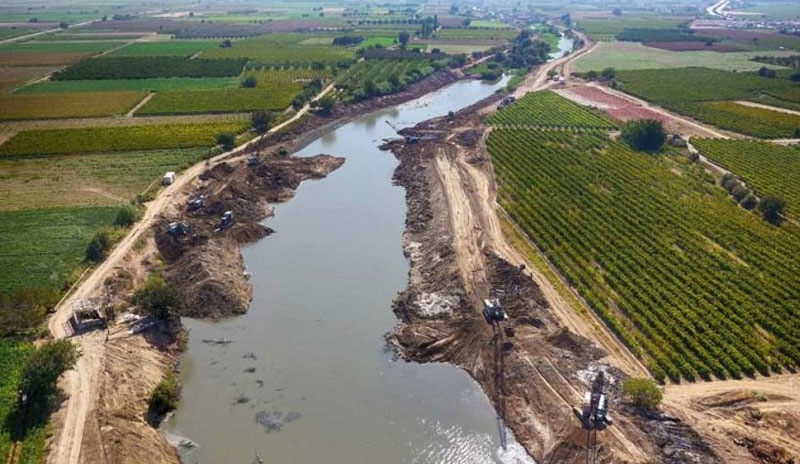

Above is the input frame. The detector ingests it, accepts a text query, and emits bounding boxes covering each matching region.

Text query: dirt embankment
[382,99,722,464]
[154,154,344,318]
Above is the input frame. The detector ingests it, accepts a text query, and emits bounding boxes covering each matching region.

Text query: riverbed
[164,76,537,464]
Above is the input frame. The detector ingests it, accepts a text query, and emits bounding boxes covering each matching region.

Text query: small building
[162,171,176,186]
[71,302,106,332]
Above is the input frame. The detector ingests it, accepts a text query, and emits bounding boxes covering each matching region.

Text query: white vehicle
[162,171,176,186]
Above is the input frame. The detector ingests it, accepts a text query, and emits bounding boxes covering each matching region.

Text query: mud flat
[383,97,724,463]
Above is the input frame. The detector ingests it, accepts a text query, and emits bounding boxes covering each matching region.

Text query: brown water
[165,76,536,464]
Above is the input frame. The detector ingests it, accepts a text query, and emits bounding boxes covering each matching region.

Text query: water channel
[549,32,575,60]
[165,75,537,464]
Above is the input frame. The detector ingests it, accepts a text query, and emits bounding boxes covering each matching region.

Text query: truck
[162,171,176,186]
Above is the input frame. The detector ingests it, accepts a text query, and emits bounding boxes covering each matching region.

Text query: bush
[241,75,257,88]
[621,120,667,152]
[114,204,142,227]
[149,371,180,417]
[86,229,112,262]
[740,193,758,210]
[131,275,186,320]
[758,195,786,224]
[250,110,272,135]
[217,132,236,150]
[720,172,737,190]
[790,72,800,82]
[621,377,662,410]
[731,183,750,202]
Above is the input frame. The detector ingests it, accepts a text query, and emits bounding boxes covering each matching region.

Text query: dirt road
[46,84,334,464]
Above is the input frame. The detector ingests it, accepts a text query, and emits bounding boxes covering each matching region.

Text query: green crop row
[0,122,248,157]
[136,88,300,116]
[485,90,616,129]
[52,56,248,80]
[488,127,800,382]
[677,101,800,139]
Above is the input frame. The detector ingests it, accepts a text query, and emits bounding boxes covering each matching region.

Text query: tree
[758,66,777,78]
[148,372,180,422]
[217,132,236,151]
[758,195,786,224]
[21,340,80,402]
[388,73,401,89]
[317,95,335,115]
[131,276,186,320]
[740,193,758,210]
[251,110,272,135]
[612,7,623,16]
[59,21,69,29]
[790,72,800,82]
[601,67,616,80]
[86,229,112,262]
[621,119,667,152]
[241,75,257,88]
[621,377,662,410]
[398,30,410,47]
[220,39,232,48]
[114,204,141,227]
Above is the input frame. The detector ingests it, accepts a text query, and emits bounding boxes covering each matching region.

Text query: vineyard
[436,27,517,40]
[0,91,144,120]
[692,138,800,218]
[0,121,247,157]
[337,59,430,92]
[0,207,118,291]
[136,88,299,115]
[52,57,248,80]
[677,101,800,138]
[240,66,333,89]
[485,90,616,129]
[202,33,354,66]
[488,127,800,382]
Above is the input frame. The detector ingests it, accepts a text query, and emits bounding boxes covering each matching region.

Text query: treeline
[332,35,364,46]
[503,30,551,68]
[292,79,323,110]
[616,28,716,43]
[52,57,248,80]
[362,48,449,61]
[753,54,800,69]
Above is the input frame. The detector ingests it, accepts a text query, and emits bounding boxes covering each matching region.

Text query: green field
[692,138,800,218]
[615,67,800,106]
[485,90,616,129]
[0,41,120,53]
[574,42,796,72]
[136,88,299,115]
[108,40,224,57]
[436,27,517,40]
[13,77,238,94]
[678,101,800,139]
[202,33,354,66]
[575,16,689,41]
[0,207,118,291]
[0,91,143,120]
[0,122,247,157]
[241,66,332,87]
[0,148,208,211]
[0,340,35,463]
[52,56,248,80]
[468,20,514,29]
[489,127,800,382]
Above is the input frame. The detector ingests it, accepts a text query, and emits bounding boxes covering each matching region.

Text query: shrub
[251,110,272,135]
[621,120,667,152]
[86,229,112,262]
[720,172,737,190]
[758,195,786,224]
[740,194,758,210]
[217,132,236,150]
[622,377,662,410]
[114,204,142,227]
[149,371,180,417]
[731,183,750,202]
[21,340,80,402]
[131,275,186,320]
[241,75,257,88]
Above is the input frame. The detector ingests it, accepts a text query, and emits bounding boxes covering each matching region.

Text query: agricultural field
[0,121,247,156]
[336,58,443,100]
[697,28,800,51]
[0,207,118,291]
[677,101,800,139]
[752,54,800,69]
[0,91,143,120]
[555,86,670,125]
[0,148,208,210]
[574,16,689,42]
[52,56,248,80]
[0,27,38,40]
[0,41,120,53]
[436,27,517,41]
[0,340,34,463]
[574,41,796,72]
[13,77,238,94]
[692,138,800,218]
[107,39,224,57]
[485,90,616,129]
[241,66,333,86]
[614,67,799,105]
[0,51,89,66]
[0,66,56,92]
[136,88,298,115]
[488,127,800,382]
[202,33,354,66]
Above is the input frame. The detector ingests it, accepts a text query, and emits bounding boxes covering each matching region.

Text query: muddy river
[165,76,537,464]
[549,33,575,59]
